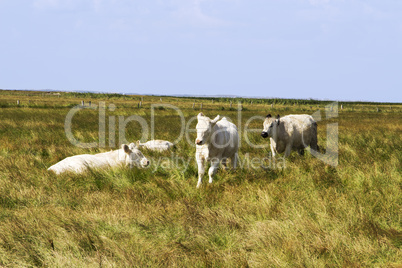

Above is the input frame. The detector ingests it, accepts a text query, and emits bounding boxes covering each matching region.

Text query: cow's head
[261,114,280,138]
[123,143,149,168]
[195,113,220,145]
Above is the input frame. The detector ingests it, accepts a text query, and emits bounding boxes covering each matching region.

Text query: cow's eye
[269,125,273,128]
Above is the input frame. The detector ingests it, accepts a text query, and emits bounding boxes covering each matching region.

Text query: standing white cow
[195,113,239,188]
[136,140,175,152]
[47,143,149,174]
[261,114,318,157]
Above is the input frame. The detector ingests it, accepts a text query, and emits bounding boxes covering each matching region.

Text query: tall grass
[0,90,401,267]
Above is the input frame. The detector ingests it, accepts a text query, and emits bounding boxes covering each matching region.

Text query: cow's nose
[195,139,203,145]
[261,132,268,138]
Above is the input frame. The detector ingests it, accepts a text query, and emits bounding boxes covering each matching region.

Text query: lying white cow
[47,143,149,174]
[195,113,239,188]
[261,114,318,157]
[136,140,175,152]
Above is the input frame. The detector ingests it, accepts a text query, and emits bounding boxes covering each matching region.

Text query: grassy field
[0,90,401,267]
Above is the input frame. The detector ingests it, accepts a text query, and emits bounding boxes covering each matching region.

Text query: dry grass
[0,90,401,267]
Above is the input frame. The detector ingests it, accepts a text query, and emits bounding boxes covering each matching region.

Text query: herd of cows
[48,112,319,188]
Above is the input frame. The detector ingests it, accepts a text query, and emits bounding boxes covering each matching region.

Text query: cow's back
[211,118,239,158]
[48,154,93,174]
[281,114,316,149]
[144,140,174,151]
[48,153,115,174]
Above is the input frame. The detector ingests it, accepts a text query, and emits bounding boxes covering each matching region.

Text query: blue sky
[0,0,401,102]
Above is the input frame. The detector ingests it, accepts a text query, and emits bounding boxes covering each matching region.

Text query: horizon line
[1,88,401,105]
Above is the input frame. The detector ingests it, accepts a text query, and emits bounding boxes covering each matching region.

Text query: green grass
[0,89,401,267]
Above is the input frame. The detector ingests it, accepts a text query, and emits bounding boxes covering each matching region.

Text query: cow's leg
[230,153,238,169]
[270,141,276,158]
[284,143,292,158]
[310,135,319,152]
[196,154,205,188]
[310,122,319,152]
[208,157,220,184]
[221,158,228,170]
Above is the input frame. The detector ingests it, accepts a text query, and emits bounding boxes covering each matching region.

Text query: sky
[0,0,401,102]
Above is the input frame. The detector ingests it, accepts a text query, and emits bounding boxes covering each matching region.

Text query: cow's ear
[276,115,280,125]
[211,115,220,124]
[266,114,271,118]
[198,112,204,119]
[128,143,136,150]
[123,144,132,154]
[136,140,141,147]
[276,114,280,119]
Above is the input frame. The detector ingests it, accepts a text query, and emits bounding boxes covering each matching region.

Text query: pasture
[0,90,401,267]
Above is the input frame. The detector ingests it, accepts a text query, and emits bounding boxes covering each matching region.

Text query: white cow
[136,140,175,152]
[195,113,239,188]
[47,143,149,175]
[261,114,318,157]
